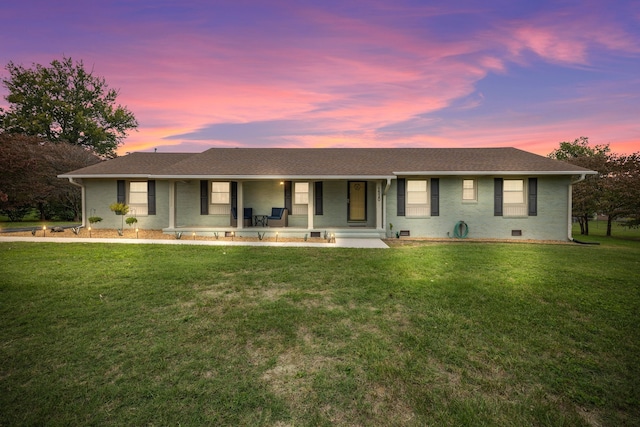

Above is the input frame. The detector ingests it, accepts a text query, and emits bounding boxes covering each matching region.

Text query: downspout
[67,177,86,227]
[567,174,586,241]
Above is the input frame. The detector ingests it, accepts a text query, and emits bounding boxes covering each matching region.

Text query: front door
[348,181,366,221]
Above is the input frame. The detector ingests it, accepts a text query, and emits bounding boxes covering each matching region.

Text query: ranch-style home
[59,147,596,241]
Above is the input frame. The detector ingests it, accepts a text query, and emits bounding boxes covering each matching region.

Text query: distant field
[1,236,638,425]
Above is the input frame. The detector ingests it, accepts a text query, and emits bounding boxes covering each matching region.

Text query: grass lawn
[1,238,638,426]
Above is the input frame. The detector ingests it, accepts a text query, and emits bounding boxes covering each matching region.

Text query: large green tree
[599,153,640,236]
[0,56,137,158]
[549,137,640,237]
[549,137,610,235]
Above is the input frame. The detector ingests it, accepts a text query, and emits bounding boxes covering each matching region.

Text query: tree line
[548,137,640,236]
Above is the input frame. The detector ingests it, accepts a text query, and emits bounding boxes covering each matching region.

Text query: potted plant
[387,223,394,238]
[109,202,129,232]
[125,216,138,228]
[88,216,103,225]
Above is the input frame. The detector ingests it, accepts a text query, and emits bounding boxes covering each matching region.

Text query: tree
[0,56,137,158]
[598,153,640,236]
[548,136,610,160]
[0,134,100,221]
[549,137,610,235]
[549,137,640,237]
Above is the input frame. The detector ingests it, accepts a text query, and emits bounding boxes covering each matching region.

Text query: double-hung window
[406,180,429,217]
[293,182,309,215]
[129,181,148,216]
[210,182,230,214]
[462,179,477,202]
[503,179,526,216]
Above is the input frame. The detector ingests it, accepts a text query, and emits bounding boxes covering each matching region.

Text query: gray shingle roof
[60,147,595,178]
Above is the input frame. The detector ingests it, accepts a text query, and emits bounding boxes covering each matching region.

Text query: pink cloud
[1,1,637,157]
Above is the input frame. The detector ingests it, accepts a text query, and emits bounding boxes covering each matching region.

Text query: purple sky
[1,0,639,156]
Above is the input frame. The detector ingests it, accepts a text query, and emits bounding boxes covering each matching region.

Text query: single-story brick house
[59,147,595,241]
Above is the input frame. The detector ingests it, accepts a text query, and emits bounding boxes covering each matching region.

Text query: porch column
[308,181,314,230]
[237,181,244,230]
[376,181,383,230]
[168,180,176,229]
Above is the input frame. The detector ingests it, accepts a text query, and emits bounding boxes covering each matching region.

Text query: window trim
[128,181,149,216]
[502,178,527,217]
[462,179,477,202]
[405,179,430,217]
[210,181,231,205]
[293,182,309,215]
[208,181,231,215]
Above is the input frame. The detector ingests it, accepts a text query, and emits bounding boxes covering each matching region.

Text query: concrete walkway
[0,236,389,249]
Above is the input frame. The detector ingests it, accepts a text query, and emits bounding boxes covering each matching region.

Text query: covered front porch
[165,178,391,238]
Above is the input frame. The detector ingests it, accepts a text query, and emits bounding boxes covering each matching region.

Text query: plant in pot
[125,216,138,237]
[388,223,394,238]
[109,202,129,233]
[88,216,103,225]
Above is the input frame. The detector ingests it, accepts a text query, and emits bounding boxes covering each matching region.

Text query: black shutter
[147,180,156,215]
[231,181,238,211]
[397,178,405,216]
[528,178,538,216]
[200,180,208,215]
[117,180,126,204]
[430,178,439,216]
[494,178,503,216]
[315,181,323,215]
[284,181,292,213]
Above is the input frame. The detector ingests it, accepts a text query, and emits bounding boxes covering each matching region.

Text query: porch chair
[267,207,288,227]
[231,207,253,227]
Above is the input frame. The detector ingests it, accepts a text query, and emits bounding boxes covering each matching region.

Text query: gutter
[384,178,392,195]
[66,177,87,228]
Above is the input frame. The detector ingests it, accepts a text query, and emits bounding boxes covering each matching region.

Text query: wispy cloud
[1,1,638,155]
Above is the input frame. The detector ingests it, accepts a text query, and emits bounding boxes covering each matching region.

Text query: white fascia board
[393,170,598,176]
[57,174,153,179]
[151,174,396,180]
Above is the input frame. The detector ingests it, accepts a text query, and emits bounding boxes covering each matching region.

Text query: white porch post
[168,180,176,229]
[382,178,392,234]
[237,181,244,230]
[308,181,314,230]
[376,181,383,230]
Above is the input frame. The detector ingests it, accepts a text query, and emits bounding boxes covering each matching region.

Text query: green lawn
[1,238,638,426]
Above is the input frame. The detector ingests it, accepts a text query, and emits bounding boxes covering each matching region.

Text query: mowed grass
[1,239,638,426]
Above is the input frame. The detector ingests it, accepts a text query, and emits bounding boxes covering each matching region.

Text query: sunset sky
[1,0,638,156]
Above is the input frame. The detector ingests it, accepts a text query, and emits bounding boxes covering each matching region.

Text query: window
[208,182,231,215]
[294,182,309,204]
[129,181,148,215]
[503,179,526,216]
[293,182,309,215]
[406,179,429,217]
[211,182,230,204]
[462,179,476,201]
